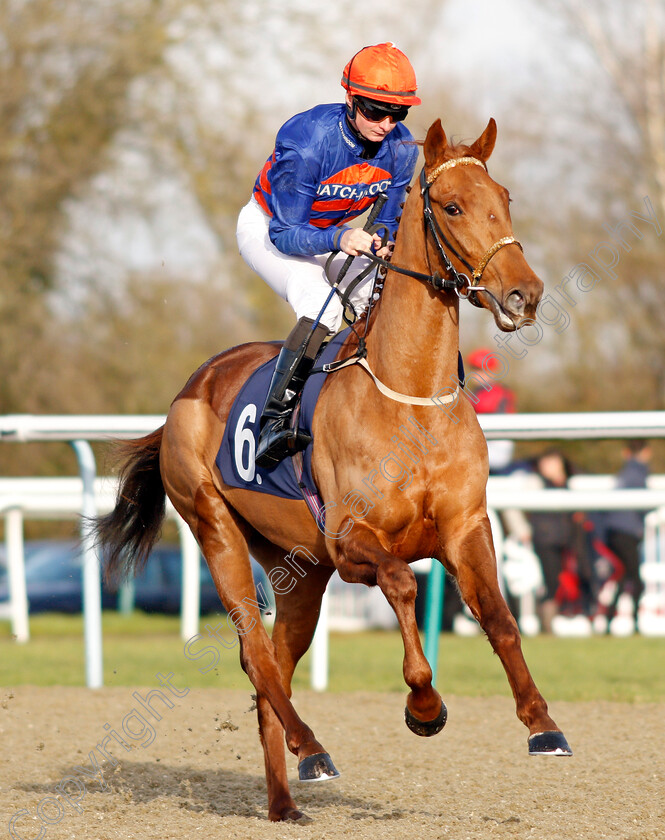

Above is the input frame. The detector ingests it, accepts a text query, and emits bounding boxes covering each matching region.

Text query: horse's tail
[93,426,166,585]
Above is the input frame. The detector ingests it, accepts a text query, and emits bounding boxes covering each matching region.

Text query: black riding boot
[255,317,330,469]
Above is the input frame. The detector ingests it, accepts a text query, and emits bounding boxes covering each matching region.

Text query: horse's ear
[424,119,449,168]
[468,118,497,162]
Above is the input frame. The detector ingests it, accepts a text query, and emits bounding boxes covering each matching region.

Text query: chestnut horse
[95,118,571,822]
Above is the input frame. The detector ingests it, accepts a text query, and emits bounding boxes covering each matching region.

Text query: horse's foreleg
[446,514,572,755]
[335,526,446,736]
[255,696,303,822]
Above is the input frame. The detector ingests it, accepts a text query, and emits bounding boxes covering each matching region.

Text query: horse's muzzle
[503,275,544,327]
[505,289,526,317]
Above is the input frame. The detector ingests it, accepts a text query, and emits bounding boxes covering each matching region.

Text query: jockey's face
[345,93,400,143]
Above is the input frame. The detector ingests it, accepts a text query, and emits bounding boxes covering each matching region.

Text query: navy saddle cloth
[217,329,351,503]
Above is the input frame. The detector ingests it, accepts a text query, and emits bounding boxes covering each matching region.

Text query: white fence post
[311,590,329,691]
[71,440,103,689]
[178,519,201,643]
[5,508,29,643]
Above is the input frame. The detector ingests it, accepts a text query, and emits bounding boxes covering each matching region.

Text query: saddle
[216,329,352,519]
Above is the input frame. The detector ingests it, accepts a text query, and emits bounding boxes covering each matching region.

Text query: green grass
[1,612,663,702]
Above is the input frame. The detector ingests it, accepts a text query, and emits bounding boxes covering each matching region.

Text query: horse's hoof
[284,809,312,823]
[269,807,311,823]
[298,752,341,782]
[404,701,448,737]
[528,731,573,756]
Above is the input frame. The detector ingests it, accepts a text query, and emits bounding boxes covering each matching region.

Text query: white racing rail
[3,411,665,690]
[5,411,665,443]
[0,477,201,652]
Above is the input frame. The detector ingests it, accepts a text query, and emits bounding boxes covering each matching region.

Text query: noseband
[420,157,522,304]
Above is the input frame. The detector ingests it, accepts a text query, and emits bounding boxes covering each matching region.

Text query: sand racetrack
[1,686,663,840]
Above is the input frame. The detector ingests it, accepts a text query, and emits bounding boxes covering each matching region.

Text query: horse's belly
[222,486,332,562]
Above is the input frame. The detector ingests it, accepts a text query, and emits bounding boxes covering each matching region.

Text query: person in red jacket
[466,348,516,473]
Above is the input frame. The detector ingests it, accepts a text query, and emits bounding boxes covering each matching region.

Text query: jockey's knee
[293,299,342,332]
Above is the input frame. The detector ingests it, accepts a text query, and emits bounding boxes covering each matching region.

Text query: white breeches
[236,197,375,332]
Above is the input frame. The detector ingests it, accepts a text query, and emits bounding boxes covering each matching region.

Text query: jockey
[237,42,421,468]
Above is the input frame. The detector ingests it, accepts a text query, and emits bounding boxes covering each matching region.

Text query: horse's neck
[366,213,461,398]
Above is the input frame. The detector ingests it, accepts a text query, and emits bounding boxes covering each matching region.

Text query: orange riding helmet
[341,42,421,106]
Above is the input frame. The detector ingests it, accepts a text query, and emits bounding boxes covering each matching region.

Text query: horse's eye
[444,203,461,216]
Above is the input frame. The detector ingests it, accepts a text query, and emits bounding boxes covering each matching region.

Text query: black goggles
[354,95,410,124]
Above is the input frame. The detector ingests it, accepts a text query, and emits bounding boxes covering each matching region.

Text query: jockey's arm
[267,135,415,259]
[341,142,418,258]
[267,142,351,256]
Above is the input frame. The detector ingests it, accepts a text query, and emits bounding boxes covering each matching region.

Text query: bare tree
[484,0,665,423]
[0,0,169,416]
[557,0,665,220]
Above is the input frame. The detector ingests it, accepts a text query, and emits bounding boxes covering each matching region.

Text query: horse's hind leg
[194,486,335,765]
[251,538,335,820]
[445,513,572,756]
[161,409,336,789]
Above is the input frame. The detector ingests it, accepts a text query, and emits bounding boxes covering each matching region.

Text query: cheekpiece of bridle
[420,156,523,306]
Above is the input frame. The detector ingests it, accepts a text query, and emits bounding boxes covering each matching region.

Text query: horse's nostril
[506,290,525,314]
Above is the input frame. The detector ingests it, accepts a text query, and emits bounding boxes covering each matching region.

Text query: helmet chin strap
[345,96,358,122]
[343,109,381,159]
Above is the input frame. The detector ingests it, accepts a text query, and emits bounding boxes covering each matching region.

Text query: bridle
[420,156,522,306]
[358,155,523,307]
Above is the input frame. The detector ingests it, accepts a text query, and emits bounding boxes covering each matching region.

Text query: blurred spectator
[527,449,593,632]
[466,347,516,474]
[603,439,651,631]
